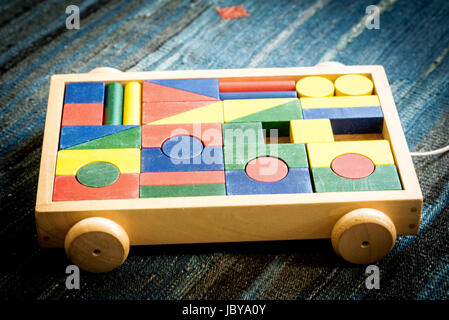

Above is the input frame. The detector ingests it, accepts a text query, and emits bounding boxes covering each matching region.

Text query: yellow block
[149,101,223,125]
[300,95,380,109]
[290,119,334,144]
[307,140,394,168]
[223,98,296,122]
[56,149,141,175]
[296,76,335,98]
[334,74,374,96]
[123,81,141,125]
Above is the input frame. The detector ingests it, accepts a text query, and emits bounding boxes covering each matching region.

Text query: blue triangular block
[148,79,219,99]
[60,125,138,150]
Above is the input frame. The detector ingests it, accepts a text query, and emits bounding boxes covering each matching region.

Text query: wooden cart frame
[35,65,423,272]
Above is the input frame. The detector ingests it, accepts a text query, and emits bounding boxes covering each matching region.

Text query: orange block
[142,123,223,148]
[61,103,104,126]
[53,174,139,201]
[140,171,225,186]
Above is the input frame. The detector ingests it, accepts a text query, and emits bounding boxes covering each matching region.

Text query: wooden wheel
[88,67,122,74]
[64,217,130,273]
[331,208,396,264]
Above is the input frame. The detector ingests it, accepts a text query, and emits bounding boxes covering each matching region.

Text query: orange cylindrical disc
[245,157,288,182]
[331,153,375,179]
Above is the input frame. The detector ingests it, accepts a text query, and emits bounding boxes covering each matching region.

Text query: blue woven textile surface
[0,0,448,300]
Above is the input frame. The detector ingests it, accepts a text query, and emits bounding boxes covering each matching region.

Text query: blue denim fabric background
[0,0,448,300]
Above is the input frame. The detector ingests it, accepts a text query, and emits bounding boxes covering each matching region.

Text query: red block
[140,171,225,186]
[245,157,288,183]
[142,100,215,124]
[53,174,139,201]
[61,103,104,126]
[142,123,223,148]
[331,153,375,179]
[142,82,219,103]
[219,80,296,92]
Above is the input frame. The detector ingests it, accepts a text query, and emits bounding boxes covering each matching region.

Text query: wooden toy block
[142,123,222,149]
[224,143,308,170]
[140,171,225,186]
[296,76,334,98]
[60,125,140,150]
[300,95,380,109]
[245,157,288,182]
[290,119,334,144]
[56,148,140,175]
[142,100,218,124]
[307,140,394,168]
[223,98,299,122]
[331,153,375,179]
[76,162,120,188]
[123,81,141,125]
[141,147,224,172]
[64,82,105,104]
[334,74,374,96]
[219,91,297,100]
[219,80,295,92]
[222,122,265,146]
[61,103,104,126]
[143,101,223,125]
[104,82,124,125]
[140,183,226,198]
[143,79,220,102]
[225,167,313,195]
[302,106,383,134]
[53,174,139,201]
[312,165,402,192]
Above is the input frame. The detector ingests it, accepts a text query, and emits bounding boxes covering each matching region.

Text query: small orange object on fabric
[216,5,250,20]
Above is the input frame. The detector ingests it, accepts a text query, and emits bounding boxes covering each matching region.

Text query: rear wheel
[331,208,396,264]
[64,217,130,273]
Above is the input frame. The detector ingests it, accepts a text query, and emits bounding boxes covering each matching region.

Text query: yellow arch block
[149,101,223,125]
[290,119,334,144]
[300,95,380,109]
[56,149,141,175]
[223,98,297,122]
[307,140,394,168]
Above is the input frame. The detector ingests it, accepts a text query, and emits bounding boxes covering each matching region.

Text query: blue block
[302,106,383,134]
[219,91,298,100]
[64,82,105,104]
[225,168,313,195]
[148,79,219,99]
[141,147,224,172]
[59,125,139,149]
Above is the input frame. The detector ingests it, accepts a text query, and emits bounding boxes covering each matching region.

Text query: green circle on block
[76,162,120,188]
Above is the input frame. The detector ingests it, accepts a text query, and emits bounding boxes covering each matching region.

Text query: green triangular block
[67,126,141,150]
[229,100,302,137]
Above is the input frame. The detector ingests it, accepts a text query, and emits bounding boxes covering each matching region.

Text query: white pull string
[410,144,449,157]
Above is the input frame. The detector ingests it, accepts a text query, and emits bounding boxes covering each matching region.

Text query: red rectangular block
[140,171,225,186]
[53,174,139,201]
[61,103,104,126]
[142,123,223,148]
[218,80,296,92]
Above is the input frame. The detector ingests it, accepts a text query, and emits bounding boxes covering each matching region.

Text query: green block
[105,82,124,125]
[224,143,308,170]
[76,162,120,188]
[312,165,402,192]
[140,184,226,198]
[229,100,302,137]
[67,126,141,150]
[222,122,265,146]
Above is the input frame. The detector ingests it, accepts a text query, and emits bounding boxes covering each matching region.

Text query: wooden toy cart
[35,63,423,273]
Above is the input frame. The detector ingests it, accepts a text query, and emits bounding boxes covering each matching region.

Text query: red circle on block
[245,157,288,182]
[331,153,375,179]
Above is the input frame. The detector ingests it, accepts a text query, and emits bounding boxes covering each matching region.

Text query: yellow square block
[290,119,334,144]
[307,140,394,168]
[56,149,141,175]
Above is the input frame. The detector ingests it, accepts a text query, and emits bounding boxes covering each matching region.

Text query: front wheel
[331,208,397,264]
